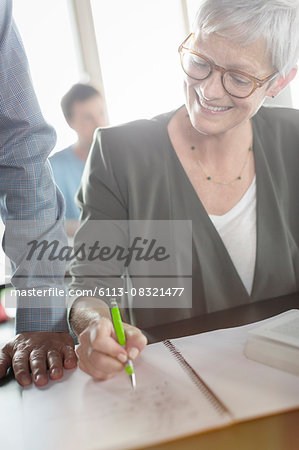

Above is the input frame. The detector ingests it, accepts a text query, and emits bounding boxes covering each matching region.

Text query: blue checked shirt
[0,0,69,333]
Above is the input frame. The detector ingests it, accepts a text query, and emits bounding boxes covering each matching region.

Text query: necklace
[195,145,253,185]
[186,114,253,185]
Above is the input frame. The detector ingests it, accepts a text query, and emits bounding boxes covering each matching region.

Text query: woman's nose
[198,70,226,100]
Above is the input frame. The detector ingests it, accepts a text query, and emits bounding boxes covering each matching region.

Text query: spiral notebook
[22,311,299,450]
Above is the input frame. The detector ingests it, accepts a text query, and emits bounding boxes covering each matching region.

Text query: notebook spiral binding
[163,339,232,417]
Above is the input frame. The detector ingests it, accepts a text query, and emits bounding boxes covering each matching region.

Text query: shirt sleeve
[0,0,69,333]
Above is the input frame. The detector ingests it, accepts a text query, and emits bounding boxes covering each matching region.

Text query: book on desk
[244,309,299,376]
[16,310,299,450]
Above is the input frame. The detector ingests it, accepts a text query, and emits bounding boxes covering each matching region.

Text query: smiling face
[183,32,277,136]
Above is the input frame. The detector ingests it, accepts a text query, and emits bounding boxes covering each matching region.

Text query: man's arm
[0,0,76,386]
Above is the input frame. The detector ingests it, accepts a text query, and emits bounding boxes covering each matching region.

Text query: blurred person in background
[50,84,107,235]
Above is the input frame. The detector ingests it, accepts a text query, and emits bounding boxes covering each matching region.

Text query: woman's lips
[195,92,232,114]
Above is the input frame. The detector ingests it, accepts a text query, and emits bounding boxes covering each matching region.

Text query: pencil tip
[131,374,136,389]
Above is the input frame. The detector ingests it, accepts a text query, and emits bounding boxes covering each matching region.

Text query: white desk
[1,302,299,450]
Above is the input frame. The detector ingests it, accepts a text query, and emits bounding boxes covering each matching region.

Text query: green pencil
[110,298,136,389]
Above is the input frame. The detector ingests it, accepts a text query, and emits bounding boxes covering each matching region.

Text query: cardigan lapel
[164,128,251,313]
[250,111,298,300]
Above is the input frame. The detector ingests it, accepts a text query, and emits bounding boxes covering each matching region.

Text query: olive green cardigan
[70,106,299,328]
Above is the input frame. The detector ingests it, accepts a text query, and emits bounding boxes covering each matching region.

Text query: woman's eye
[191,57,208,68]
[229,73,251,85]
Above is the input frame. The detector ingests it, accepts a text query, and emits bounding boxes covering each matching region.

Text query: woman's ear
[266,66,298,98]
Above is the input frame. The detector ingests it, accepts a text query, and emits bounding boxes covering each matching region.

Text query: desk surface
[1,292,299,450]
[144,291,299,343]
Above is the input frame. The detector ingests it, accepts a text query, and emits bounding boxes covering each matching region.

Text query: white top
[209,177,256,295]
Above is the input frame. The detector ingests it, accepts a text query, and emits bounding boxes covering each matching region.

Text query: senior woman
[69,0,299,381]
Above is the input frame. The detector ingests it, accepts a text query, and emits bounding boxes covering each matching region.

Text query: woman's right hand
[76,317,147,380]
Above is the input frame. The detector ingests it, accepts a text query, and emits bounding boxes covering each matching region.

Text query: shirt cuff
[67,293,80,328]
[15,292,69,333]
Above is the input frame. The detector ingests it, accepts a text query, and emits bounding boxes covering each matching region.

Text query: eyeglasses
[178,33,278,99]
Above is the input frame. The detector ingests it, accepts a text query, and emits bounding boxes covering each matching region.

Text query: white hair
[194,0,299,75]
